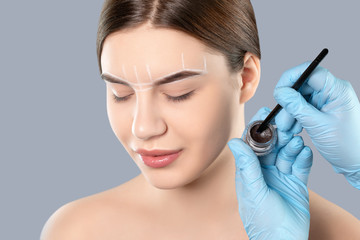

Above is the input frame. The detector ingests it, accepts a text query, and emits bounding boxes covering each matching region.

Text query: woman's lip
[139,150,183,168]
[135,149,182,156]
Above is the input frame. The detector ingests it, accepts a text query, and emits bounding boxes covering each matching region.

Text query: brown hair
[96,0,260,74]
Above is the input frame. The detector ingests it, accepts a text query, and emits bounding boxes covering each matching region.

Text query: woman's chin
[142,170,199,190]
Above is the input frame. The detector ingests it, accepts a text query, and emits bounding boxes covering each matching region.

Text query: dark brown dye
[250,123,273,143]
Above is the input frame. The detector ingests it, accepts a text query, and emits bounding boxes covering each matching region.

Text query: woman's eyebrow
[101,72,131,86]
[154,70,204,85]
[101,70,205,87]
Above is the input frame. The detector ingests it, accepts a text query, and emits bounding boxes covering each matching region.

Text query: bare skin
[41,172,360,240]
[41,24,360,239]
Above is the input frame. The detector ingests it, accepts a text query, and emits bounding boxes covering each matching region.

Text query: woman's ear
[237,52,261,104]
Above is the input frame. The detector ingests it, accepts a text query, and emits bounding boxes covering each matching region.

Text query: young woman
[41,0,360,239]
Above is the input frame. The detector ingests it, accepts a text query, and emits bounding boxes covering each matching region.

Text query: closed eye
[165,90,195,102]
[112,93,134,102]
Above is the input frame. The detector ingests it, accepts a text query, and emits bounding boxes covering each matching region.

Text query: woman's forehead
[101,25,209,70]
[101,26,217,84]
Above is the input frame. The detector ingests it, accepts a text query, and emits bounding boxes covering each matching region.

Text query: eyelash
[113,94,133,103]
[112,90,195,103]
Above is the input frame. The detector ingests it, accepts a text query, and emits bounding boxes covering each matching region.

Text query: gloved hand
[228,107,313,240]
[273,63,360,189]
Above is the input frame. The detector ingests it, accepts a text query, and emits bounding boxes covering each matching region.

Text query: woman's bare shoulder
[40,175,145,240]
[308,189,360,240]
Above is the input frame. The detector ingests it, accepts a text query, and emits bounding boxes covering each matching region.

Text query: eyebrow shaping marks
[102,53,208,92]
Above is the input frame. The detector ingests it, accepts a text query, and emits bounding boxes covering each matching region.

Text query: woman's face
[101,24,244,189]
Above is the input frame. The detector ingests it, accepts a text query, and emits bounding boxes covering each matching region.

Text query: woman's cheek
[159,94,205,139]
[193,86,234,153]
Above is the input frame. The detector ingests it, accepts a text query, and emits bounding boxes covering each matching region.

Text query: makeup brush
[256,48,329,133]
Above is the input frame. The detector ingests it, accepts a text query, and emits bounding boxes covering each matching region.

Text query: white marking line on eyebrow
[133,65,142,90]
[122,65,128,79]
[134,87,154,92]
[203,56,207,72]
[146,64,153,83]
[181,52,185,69]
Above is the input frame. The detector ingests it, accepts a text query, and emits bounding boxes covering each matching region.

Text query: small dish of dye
[245,120,277,156]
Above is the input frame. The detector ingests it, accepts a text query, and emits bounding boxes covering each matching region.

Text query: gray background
[1,1,359,239]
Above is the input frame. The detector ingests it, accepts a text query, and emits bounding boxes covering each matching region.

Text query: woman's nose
[131,96,167,140]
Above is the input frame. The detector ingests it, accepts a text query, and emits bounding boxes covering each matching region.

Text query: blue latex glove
[228,108,313,240]
[274,63,360,189]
